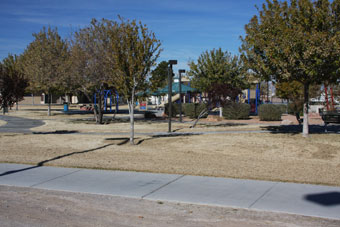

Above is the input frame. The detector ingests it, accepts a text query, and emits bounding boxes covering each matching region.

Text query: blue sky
[0,0,266,71]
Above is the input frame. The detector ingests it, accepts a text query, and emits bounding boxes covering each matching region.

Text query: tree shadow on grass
[262,124,340,135]
[0,143,115,177]
[104,133,201,146]
[104,137,131,146]
[136,132,201,145]
[33,130,79,134]
[199,123,247,128]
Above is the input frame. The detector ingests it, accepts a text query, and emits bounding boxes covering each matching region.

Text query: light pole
[178,69,185,122]
[168,60,177,133]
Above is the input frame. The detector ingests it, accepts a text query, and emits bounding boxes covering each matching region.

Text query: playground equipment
[93,90,119,113]
[247,83,261,115]
[159,94,180,107]
[324,84,336,111]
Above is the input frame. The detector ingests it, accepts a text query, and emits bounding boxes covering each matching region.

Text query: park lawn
[0,120,6,127]
[1,127,340,186]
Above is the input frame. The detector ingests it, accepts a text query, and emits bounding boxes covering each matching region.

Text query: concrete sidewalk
[1,163,340,220]
[0,115,44,133]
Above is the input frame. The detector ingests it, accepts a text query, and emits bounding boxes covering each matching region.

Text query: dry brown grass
[0,120,6,127]
[1,131,340,186]
[1,105,340,186]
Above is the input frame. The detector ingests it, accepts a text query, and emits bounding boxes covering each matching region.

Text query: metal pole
[168,67,172,132]
[267,81,269,103]
[179,69,185,122]
[168,60,177,133]
[115,91,119,112]
[255,84,259,115]
[248,88,250,104]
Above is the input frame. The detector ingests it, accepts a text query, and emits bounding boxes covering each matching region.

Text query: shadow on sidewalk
[0,143,115,177]
[305,192,340,206]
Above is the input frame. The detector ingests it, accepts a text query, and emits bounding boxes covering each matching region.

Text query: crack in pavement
[141,175,185,199]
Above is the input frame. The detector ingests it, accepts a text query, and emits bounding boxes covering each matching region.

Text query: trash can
[63,102,69,112]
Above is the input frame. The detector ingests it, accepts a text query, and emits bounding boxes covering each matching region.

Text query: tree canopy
[240,0,340,136]
[188,48,247,106]
[276,80,321,116]
[69,19,117,124]
[149,61,169,92]
[0,55,28,114]
[20,26,69,116]
[108,17,162,144]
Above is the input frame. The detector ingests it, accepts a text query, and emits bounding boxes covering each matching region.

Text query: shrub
[276,104,287,114]
[183,103,208,119]
[258,104,282,121]
[222,102,250,119]
[164,103,179,117]
[287,102,303,115]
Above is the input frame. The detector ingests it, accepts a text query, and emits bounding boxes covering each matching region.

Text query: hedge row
[222,103,250,120]
[258,104,283,121]
[165,102,288,121]
[183,103,208,118]
[164,103,179,117]
[164,103,208,118]
[165,102,251,119]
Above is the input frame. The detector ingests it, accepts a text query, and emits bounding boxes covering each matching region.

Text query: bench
[319,108,340,132]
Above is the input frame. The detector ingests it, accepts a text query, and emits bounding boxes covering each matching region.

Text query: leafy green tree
[188,48,247,107]
[21,26,69,116]
[241,0,340,136]
[276,81,321,120]
[332,84,340,102]
[69,19,115,124]
[109,17,161,144]
[0,55,28,114]
[149,61,168,92]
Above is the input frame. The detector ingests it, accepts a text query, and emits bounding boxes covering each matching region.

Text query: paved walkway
[0,115,44,133]
[1,163,339,220]
[1,115,339,135]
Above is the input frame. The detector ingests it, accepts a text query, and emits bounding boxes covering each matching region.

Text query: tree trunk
[48,93,52,116]
[302,83,309,137]
[128,99,135,145]
[97,92,103,124]
[82,88,98,123]
[191,108,209,128]
[16,102,18,111]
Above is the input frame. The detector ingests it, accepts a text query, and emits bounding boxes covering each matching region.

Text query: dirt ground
[1,185,339,227]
